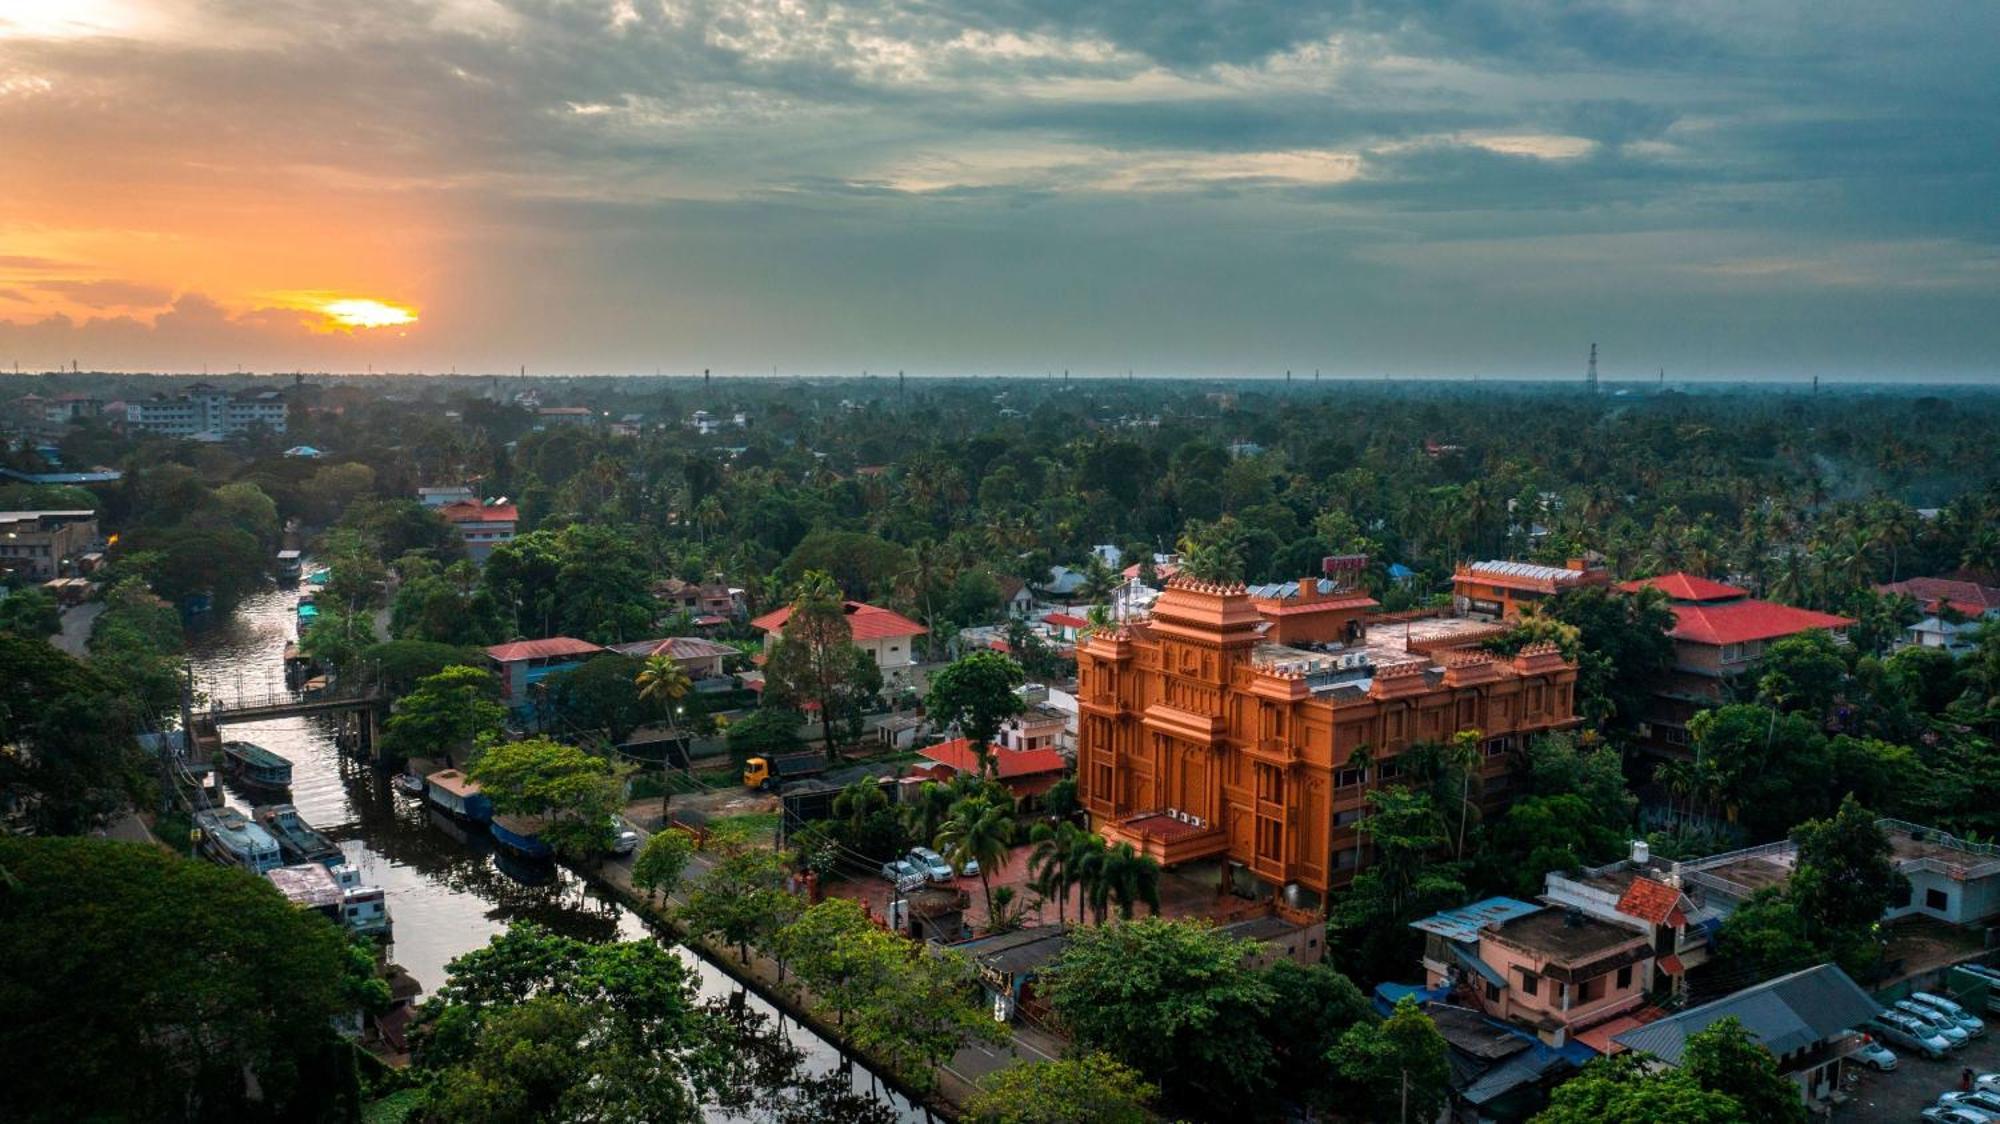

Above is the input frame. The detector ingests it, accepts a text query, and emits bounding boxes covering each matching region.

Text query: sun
[320,298,418,329]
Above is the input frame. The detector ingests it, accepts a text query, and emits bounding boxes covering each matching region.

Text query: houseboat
[424,769,493,824]
[195,807,283,873]
[221,740,293,790]
[282,641,316,688]
[275,549,303,584]
[490,813,554,861]
[296,592,319,635]
[266,862,391,936]
[254,804,341,865]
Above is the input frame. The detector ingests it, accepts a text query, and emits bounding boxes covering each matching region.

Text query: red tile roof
[917,738,1066,780]
[1617,572,1749,603]
[485,637,605,662]
[750,601,928,641]
[1043,612,1088,629]
[439,500,519,524]
[1665,599,1854,646]
[1616,876,1689,928]
[1876,577,2000,619]
[1122,561,1181,581]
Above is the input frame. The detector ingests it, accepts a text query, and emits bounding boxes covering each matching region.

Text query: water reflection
[187,581,922,1121]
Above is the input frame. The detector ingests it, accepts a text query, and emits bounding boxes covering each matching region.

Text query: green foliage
[467,737,623,857]
[1333,787,1469,985]
[303,607,379,675]
[780,529,912,602]
[1680,1016,1809,1124]
[1257,960,1375,1110]
[632,829,697,900]
[385,664,505,757]
[934,793,1016,925]
[678,844,800,963]
[482,524,657,643]
[1533,1053,1746,1123]
[389,559,505,646]
[1325,995,1453,1124]
[1754,630,1851,718]
[84,577,185,722]
[1046,917,1279,1115]
[924,651,1027,774]
[545,653,647,742]
[762,571,882,756]
[0,586,61,638]
[0,836,364,1123]
[1687,704,1832,838]
[724,706,806,760]
[362,639,489,695]
[965,1053,1157,1124]
[117,522,266,610]
[0,636,146,833]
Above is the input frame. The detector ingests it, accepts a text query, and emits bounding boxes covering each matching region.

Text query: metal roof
[1410,897,1543,942]
[1612,963,1877,1066]
[1468,560,1585,583]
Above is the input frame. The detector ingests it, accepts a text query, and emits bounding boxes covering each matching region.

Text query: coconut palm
[1028,821,1084,925]
[935,795,1015,927]
[634,652,692,824]
[833,777,888,833]
[1086,842,1161,922]
[1065,832,1109,922]
[901,779,958,849]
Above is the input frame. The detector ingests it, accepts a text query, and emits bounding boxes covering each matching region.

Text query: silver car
[1939,1092,2000,1118]
[905,847,956,883]
[879,858,925,889]
[1911,991,1986,1037]
[1922,1107,1996,1124]
[1845,1030,1896,1071]
[1871,1013,1951,1059]
[1897,1000,1972,1047]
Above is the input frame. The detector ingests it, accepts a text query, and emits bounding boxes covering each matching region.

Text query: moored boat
[276,549,303,584]
[221,740,293,790]
[195,807,283,873]
[490,813,554,861]
[424,769,492,824]
[392,772,426,797]
[266,862,391,935]
[296,592,319,635]
[254,803,340,865]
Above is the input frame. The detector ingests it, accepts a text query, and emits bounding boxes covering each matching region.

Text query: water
[187,580,922,1121]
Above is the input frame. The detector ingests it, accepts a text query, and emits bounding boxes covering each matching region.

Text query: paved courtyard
[1841,1022,2000,1120]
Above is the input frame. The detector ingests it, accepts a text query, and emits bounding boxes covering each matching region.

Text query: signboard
[1322,553,1368,575]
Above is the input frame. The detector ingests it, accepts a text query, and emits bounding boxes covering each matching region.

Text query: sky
[0,1,1996,380]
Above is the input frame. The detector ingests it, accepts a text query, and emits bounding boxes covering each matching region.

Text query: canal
[188,580,921,1121]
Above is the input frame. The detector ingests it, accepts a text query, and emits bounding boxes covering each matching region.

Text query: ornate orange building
[1076,577,1581,906]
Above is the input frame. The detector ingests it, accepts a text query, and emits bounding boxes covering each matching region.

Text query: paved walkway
[52,600,104,657]
[587,823,1068,1117]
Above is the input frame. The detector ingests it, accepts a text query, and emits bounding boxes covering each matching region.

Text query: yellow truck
[743,752,828,791]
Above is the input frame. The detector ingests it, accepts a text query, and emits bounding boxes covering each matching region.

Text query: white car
[1845,1030,1896,1071]
[1871,1013,1951,1060]
[905,847,956,883]
[609,817,641,855]
[1982,1074,2000,1096]
[1940,1092,2000,1118]
[1897,1000,1972,1047]
[1911,991,1986,1036]
[1922,1107,1997,1124]
[879,858,925,888]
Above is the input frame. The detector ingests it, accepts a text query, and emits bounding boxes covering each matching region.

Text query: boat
[296,592,320,634]
[490,813,554,861]
[195,807,283,873]
[220,740,293,790]
[392,772,427,797]
[424,769,492,824]
[253,804,341,865]
[266,862,390,935]
[275,549,303,584]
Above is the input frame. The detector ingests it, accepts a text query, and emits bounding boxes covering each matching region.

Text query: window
[1334,807,1365,828]
[1519,971,1539,997]
[1926,888,1950,912]
[1616,965,1633,990]
[1485,981,1501,1003]
[1335,766,1367,789]
[1578,977,1602,1003]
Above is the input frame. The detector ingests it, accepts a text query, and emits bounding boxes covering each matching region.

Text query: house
[606,635,739,680]
[1041,611,1088,643]
[1541,841,1720,999]
[750,600,927,677]
[1217,913,1327,970]
[913,737,1068,802]
[1038,565,1089,601]
[652,577,743,620]
[1901,615,1981,653]
[1413,898,1654,1051]
[1615,573,1854,754]
[0,509,100,580]
[955,925,1070,1022]
[485,637,605,705]
[1078,578,1579,902]
[1453,558,1611,619]
[997,703,1068,755]
[536,406,596,427]
[992,574,1035,618]
[1120,552,1182,583]
[1418,1002,1594,1123]
[1876,576,2000,621]
[437,499,518,563]
[1671,817,2000,928]
[417,485,478,507]
[125,383,287,438]
[1611,964,1879,1107]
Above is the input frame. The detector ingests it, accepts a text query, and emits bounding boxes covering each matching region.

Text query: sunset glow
[318,298,418,330]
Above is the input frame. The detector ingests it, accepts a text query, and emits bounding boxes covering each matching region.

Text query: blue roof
[1372,981,1450,1015]
[1387,563,1416,579]
[1411,897,1542,943]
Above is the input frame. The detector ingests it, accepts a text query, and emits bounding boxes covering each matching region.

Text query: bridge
[202,686,385,725]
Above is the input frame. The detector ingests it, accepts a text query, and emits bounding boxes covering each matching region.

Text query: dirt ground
[1844,1024,2000,1120]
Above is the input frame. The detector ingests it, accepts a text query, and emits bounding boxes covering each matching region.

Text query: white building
[126,383,287,439]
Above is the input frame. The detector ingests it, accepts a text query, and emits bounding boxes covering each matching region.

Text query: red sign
[1322,554,1369,575]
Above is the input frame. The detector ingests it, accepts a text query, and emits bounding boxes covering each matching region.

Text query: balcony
[1103,809,1229,867]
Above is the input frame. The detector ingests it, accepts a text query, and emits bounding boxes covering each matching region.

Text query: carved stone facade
[1076,578,1581,903]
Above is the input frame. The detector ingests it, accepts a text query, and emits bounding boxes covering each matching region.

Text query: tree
[1788,795,1904,940]
[635,652,693,822]
[545,653,647,742]
[965,1053,1157,1124]
[0,586,60,638]
[84,577,184,722]
[1084,840,1161,922]
[1681,1016,1809,1124]
[301,606,376,675]
[1755,630,1851,718]
[924,651,1026,776]
[724,706,806,762]
[383,664,506,764]
[1027,820,1085,924]
[632,829,697,901]
[934,794,1015,925]
[1532,1054,1746,1123]
[1687,704,1832,838]
[117,523,265,610]
[0,636,144,833]
[1325,996,1452,1124]
[414,925,714,1124]
[762,571,883,758]
[0,836,369,1122]
[1046,918,1278,1115]
[776,898,895,1026]
[468,737,624,857]
[1334,787,1468,984]
[679,844,800,963]
[1256,960,1374,1113]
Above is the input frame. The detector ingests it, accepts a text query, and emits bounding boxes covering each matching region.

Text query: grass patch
[706,811,782,848]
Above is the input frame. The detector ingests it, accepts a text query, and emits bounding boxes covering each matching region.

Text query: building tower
[1586,343,1599,394]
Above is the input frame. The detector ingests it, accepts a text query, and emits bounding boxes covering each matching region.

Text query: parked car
[1922,1107,1997,1124]
[1911,991,1987,1036]
[1870,1013,1952,1060]
[1982,1074,2000,1096]
[1939,1092,2000,1118]
[1846,1030,1897,1071]
[1896,1000,1972,1047]
[905,847,956,883]
[879,858,925,888]
[609,817,641,855]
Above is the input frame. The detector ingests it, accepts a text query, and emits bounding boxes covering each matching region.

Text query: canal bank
[185,580,924,1121]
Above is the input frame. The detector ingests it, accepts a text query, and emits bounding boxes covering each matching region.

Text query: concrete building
[1453,558,1611,619]
[126,383,287,439]
[750,600,927,678]
[1076,577,1580,904]
[0,509,100,580]
[1414,898,1654,1051]
[437,500,517,563]
[1673,818,2000,928]
[1541,842,1719,1000]
[417,485,477,507]
[485,637,604,706]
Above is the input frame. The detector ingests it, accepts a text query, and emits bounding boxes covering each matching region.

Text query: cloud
[31,279,175,308]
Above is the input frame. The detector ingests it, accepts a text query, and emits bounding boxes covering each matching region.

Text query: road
[52,599,104,657]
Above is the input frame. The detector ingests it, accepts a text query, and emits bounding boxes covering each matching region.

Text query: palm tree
[1448,729,1482,860]
[901,780,958,849]
[1066,832,1109,923]
[1347,744,1375,878]
[1028,821,1084,925]
[833,777,888,833]
[634,652,692,826]
[1092,842,1161,921]
[935,796,1015,927]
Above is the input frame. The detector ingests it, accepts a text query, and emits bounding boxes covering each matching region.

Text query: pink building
[1415,897,1654,1051]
